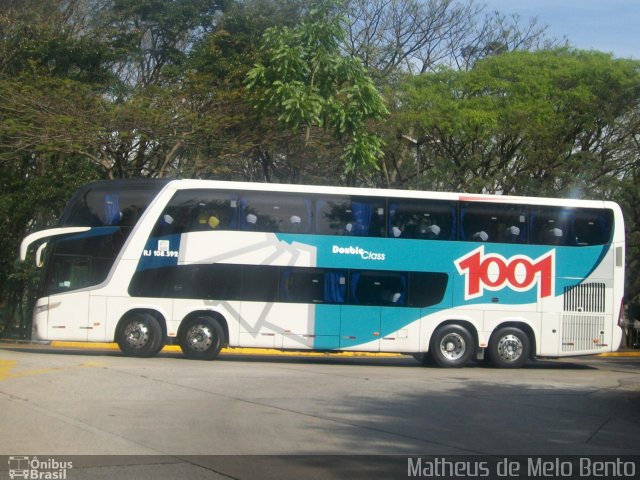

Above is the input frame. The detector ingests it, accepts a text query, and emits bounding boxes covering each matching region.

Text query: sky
[481,0,640,59]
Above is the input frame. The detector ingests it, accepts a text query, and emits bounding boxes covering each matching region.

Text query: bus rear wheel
[430,324,475,368]
[488,327,530,368]
[116,312,163,358]
[179,316,225,360]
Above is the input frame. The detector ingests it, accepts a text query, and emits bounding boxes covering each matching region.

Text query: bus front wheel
[116,312,163,358]
[430,324,475,368]
[179,316,225,360]
[488,327,530,368]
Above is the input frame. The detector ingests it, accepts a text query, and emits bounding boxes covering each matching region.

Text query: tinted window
[388,199,456,240]
[130,264,242,299]
[153,189,238,236]
[316,196,385,237]
[44,228,127,295]
[530,207,613,246]
[240,193,311,233]
[350,271,407,306]
[60,180,167,227]
[461,203,528,244]
[242,265,279,301]
[129,263,450,309]
[530,207,572,246]
[573,209,613,246]
[280,268,325,303]
[408,272,449,308]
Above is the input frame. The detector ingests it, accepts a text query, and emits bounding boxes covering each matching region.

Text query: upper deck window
[460,202,528,244]
[388,199,456,240]
[530,207,613,246]
[153,189,238,235]
[315,196,385,237]
[239,193,311,233]
[59,180,167,227]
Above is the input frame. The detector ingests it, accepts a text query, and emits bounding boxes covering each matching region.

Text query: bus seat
[505,225,520,243]
[472,230,489,242]
[423,224,441,239]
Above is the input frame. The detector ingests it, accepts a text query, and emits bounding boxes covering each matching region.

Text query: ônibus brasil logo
[455,246,555,300]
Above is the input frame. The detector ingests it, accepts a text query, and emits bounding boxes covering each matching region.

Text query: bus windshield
[40,180,168,295]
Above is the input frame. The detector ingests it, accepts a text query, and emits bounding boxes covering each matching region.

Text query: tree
[245,0,388,178]
[341,0,560,76]
[389,49,640,196]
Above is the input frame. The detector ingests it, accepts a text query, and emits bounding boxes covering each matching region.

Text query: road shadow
[0,343,604,370]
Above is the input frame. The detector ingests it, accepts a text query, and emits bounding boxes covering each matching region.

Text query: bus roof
[160,178,616,210]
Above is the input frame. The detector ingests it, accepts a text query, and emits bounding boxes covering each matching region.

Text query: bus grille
[561,314,606,353]
[563,282,605,313]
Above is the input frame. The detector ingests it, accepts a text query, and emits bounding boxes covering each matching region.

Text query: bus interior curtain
[302,199,312,232]
[227,195,239,229]
[349,272,361,304]
[351,202,371,235]
[459,207,466,240]
[324,271,346,303]
[104,193,121,226]
[388,202,398,236]
[449,205,457,240]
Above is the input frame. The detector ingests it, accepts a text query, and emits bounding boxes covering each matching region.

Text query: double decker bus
[20,179,625,368]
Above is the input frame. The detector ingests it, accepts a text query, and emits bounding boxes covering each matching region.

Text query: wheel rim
[186,323,214,352]
[439,332,466,360]
[497,334,523,362]
[123,321,150,349]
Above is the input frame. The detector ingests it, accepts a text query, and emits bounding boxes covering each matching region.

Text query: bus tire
[179,315,225,361]
[116,312,163,358]
[488,327,530,369]
[430,324,475,368]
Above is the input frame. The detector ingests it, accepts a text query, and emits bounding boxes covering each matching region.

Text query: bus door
[340,271,416,351]
[279,268,342,350]
[45,291,90,341]
[42,251,92,341]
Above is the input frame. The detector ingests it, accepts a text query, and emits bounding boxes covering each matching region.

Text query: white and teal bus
[20,179,625,367]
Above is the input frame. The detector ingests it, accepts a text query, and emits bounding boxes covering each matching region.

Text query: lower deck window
[129,264,448,308]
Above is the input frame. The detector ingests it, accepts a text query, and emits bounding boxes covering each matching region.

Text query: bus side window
[316,197,384,237]
[280,268,325,303]
[316,198,352,235]
[530,207,571,246]
[350,271,407,307]
[408,272,448,308]
[190,197,238,232]
[154,190,238,236]
[573,209,613,246]
[389,199,456,240]
[460,202,527,244]
[240,194,311,233]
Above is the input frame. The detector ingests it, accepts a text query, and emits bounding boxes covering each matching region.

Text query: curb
[49,341,404,358]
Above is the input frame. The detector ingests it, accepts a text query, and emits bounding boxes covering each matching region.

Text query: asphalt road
[0,344,639,479]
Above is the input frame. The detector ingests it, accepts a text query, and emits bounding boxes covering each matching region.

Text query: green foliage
[392,49,640,197]
[245,0,388,174]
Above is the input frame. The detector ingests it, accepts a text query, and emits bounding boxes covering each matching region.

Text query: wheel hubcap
[439,333,466,360]
[187,323,213,352]
[124,321,150,349]
[497,334,523,361]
